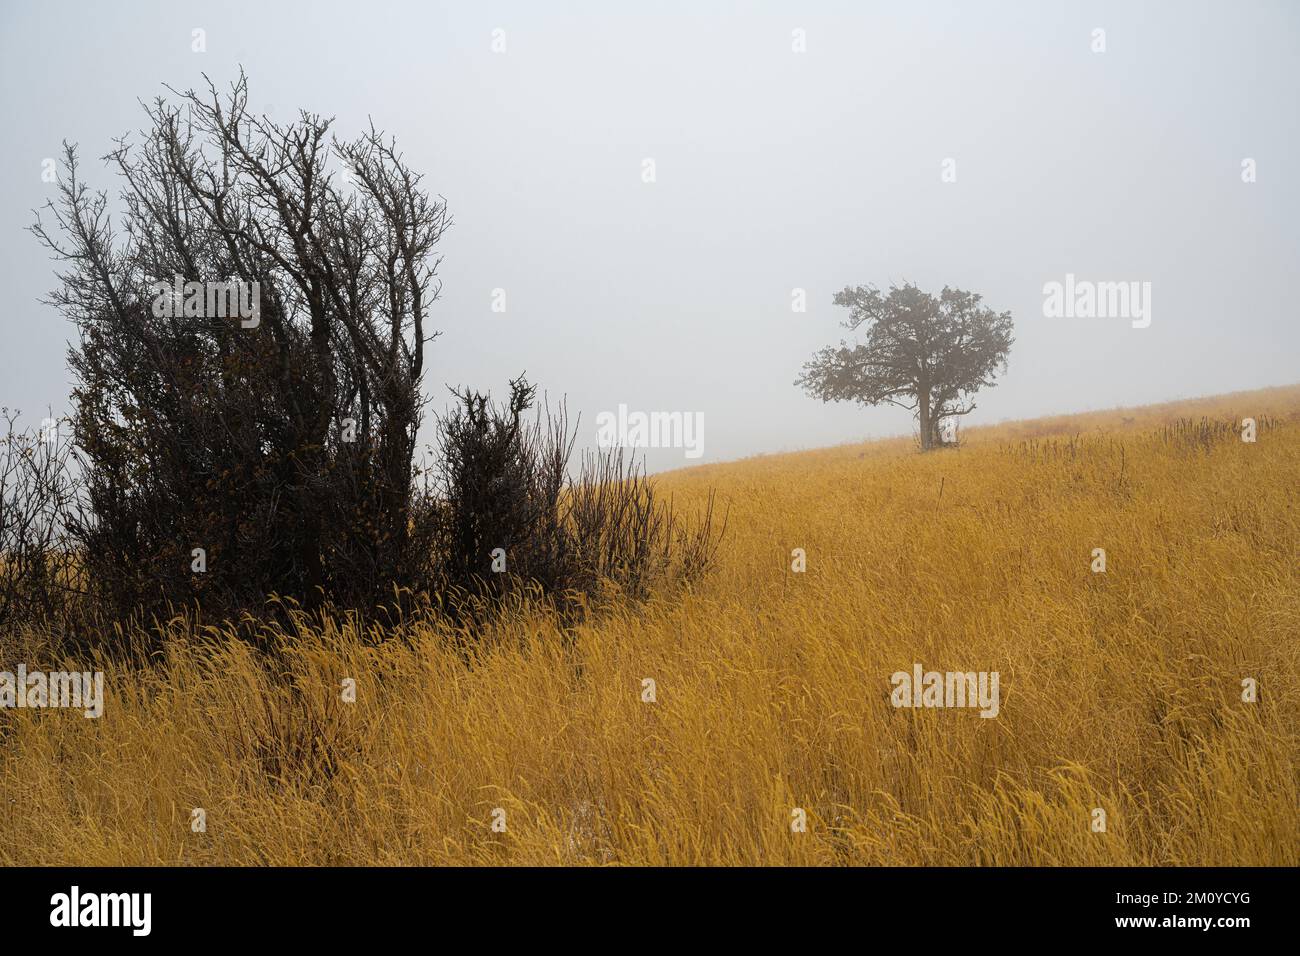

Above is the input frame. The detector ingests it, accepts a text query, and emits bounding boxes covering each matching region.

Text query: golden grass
[1,384,1297,865]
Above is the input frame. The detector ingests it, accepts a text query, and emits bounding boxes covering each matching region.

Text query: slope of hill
[2,385,1297,865]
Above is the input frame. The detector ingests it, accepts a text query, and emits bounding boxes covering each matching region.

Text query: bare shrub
[29,72,449,624]
[0,411,83,632]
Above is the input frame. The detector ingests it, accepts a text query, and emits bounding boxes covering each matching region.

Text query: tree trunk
[918,387,933,450]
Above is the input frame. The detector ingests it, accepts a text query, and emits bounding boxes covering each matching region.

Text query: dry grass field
[1,385,1297,866]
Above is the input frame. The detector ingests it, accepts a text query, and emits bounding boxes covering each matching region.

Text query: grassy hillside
[2,385,1297,865]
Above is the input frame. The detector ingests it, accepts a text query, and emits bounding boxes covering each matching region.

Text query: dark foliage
[16,74,723,647]
[430,376,724,621]
[29,72,449,622]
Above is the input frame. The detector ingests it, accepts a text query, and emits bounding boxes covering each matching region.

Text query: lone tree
[797,283,1013,450]
[30,71,450,618]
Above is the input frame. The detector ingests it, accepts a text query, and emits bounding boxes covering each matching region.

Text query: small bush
[430,376,723,620]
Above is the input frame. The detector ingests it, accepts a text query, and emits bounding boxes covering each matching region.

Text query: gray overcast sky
[2,0,1296,471]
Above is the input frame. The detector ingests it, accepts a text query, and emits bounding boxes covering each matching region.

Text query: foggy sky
[2,0,1296,472]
